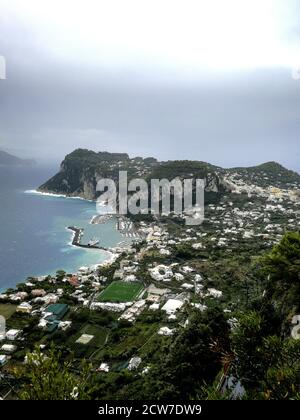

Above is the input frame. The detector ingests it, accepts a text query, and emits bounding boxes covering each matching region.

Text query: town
[0,159,299,399]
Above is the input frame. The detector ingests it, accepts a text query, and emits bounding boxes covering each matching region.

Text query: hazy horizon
[1,0,300,171]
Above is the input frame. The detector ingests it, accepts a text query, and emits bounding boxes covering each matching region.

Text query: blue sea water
[0,165,124,291]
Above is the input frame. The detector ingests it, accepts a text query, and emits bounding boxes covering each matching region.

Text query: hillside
[39,149,300,200]
[38,149,224,200]
[226,161,300,189]
[0,150,35,166]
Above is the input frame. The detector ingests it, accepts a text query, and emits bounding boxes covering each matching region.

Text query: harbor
[67,226,108,251]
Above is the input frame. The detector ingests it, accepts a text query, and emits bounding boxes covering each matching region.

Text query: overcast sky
[0,0,300,170]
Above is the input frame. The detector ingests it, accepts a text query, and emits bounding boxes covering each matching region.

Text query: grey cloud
[0,4,300,172]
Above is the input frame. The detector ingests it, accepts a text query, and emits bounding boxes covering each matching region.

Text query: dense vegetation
[18,232,300,400]
[39,149,300,199]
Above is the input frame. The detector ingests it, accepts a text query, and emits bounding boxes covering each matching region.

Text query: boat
[88,238,99,247]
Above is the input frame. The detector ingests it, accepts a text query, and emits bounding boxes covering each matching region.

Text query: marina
[67,226,108,251]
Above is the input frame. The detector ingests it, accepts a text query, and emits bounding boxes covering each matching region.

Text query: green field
[97,281,144,302]
[0,304,17,319]
[68,323,108,358]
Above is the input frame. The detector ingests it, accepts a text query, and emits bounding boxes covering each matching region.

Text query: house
[91,302,128,312]
[128,357,142,371]
[6,329,21,340]
[124,274,137,282]
[0,355,7,366]
[207,288,223,298]
[1,344,17,353]
[38,319,48,329]
[40,304,69,333]
[119,300,146,322]
[38,293,59,305]
[16,302,33,314]
[58,321,72,331]
[174,273,184,281]
[31,289,46,297]
[149,303,160,310]
[25,282,34,287]
[191,303,207,312]
[159,248,171,256]
[181,283,194,290]
[149,265,173,282]
[35,276,48,282]
[98,363,110,372]
[68,276,80,287]
[158,326,175,336]
[44,304,69,320]
[78,266,90,275]
[10,292,28,302]
[162,299,184,315]
[146,284,169,303]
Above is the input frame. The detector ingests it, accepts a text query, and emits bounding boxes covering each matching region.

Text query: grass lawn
[97,281,144,302]
[93,321,160,364]
[68,323,108,358]
[0,304,17,319]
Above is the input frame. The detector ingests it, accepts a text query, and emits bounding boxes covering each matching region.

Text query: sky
[0,0,300,170]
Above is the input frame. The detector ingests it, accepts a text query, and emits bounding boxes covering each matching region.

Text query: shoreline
[24,189,95,203]
[67,226,109,252]
[7,188,119,287]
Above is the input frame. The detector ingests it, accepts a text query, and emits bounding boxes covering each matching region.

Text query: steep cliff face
[39,149,131,198]
[38,149,228,200]
[40,148,298,201]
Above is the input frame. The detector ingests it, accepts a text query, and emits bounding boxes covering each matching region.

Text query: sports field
[68,323,108,358]
[97,281,144,302]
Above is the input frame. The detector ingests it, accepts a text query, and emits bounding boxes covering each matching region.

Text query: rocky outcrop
[39,148,297,200]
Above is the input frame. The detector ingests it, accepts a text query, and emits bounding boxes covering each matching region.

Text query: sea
[0,165,125,291]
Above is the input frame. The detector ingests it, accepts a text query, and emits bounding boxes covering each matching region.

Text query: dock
[67,226,108,251]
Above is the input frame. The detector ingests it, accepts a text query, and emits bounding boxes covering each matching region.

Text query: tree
[260,336,300,400]
[231,311,265,388]
[56,270,66,280]
[261,232,300,285]
[124,306,230,400]
[18,344,93,400]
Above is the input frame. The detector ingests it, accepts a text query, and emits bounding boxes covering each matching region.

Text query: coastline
[24,189,95,203]
[66,226,121,267]
[18,188,119,285]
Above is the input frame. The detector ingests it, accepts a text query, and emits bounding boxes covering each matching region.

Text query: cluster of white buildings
[0,329,22,364]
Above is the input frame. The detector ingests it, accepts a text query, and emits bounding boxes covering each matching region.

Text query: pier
[67,226,108,251]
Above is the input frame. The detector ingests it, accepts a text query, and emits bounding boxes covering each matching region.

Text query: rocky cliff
[39,149,300,201]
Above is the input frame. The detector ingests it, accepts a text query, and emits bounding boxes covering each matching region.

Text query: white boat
[88,238,99,247]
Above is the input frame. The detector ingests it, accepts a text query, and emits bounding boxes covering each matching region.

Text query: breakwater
[67,226,108,251]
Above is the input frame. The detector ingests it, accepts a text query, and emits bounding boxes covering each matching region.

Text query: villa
[6,329,21,341]
[162,299,184,315]
[16,302,33,314]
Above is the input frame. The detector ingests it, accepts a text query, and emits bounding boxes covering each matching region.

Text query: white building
[6,329,21,340]
[162,299,184,315]
[58,321,72,331]
[99,362,110,372]
[16,302,33,314]
[128,356,142,371]
[158,326,175,336]
[1,344,17,353]
[149,265,173,282]
[207,288,223,298]
[0,355,7,365]
[149,303,160,311]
